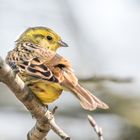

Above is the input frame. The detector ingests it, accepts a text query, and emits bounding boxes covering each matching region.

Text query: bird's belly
[29,82,63,104]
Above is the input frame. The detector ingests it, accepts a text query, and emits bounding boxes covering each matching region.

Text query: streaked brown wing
[6,42,71,84]
[18,57,59,83]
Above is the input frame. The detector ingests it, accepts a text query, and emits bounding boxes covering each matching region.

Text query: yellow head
[16,26,68,51]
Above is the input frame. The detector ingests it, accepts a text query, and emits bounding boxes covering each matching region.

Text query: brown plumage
[6,41,108,111]
[6,27,109,111]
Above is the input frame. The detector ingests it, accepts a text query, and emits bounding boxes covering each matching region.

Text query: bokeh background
[0,0,140,140]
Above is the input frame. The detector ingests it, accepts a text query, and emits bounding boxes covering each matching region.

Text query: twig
[0,57,70,140]
[87,115,104,140]
[79,75,133,83]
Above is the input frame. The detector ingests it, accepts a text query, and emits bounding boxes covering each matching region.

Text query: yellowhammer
[6,27,108,111]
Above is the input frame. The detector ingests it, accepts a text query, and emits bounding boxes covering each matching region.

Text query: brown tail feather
[70,84,109,111]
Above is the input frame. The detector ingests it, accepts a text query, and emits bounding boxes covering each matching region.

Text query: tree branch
[79,75,133,83]
[0,57,70,140]
[87,115,104,140]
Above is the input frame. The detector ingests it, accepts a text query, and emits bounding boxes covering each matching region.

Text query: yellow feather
[30,82,63,104]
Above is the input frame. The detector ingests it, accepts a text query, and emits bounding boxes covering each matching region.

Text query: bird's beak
[58,40,68,47]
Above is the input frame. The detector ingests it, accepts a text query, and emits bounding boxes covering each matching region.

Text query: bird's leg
[46,105,49,110]
[52,106,58,114]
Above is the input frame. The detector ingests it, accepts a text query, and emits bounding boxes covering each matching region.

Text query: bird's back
[6,42,67,104]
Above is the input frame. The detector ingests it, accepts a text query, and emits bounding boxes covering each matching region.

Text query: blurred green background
[0,0,140,140]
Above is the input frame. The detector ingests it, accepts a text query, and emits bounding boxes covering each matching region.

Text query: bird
[6,26,109,111]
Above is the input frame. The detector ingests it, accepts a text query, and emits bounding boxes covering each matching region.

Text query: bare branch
[0,57,70,140]
[27,120,50,140]
[79,75,133,83]
[87,115,104,140]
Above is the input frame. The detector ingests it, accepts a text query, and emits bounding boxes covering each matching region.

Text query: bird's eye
[46,36,53,41]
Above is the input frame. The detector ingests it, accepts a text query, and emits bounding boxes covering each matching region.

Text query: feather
[6,41,109,110]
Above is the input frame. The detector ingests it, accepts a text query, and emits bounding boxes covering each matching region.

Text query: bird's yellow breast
[29,81,63,104]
